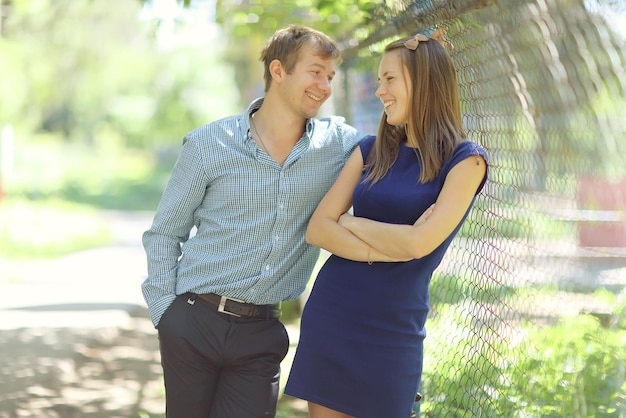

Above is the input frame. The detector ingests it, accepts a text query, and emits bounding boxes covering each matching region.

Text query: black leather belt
[191,293,281,319]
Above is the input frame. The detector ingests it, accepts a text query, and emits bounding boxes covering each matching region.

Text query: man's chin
[306,101,326,118]
[304,107,321,119]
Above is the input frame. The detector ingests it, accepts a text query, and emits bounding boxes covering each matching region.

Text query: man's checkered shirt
[142,99,367,326]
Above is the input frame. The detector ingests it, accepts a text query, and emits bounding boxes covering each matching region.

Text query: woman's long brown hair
[364,37,466,184]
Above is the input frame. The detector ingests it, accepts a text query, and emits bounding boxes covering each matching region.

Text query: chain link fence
[339,0,626,416]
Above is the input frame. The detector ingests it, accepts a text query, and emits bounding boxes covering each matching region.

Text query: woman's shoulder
[447,141,488,165]
[441,140,488,193]
[358,135,377,156]
[439,140,488,176]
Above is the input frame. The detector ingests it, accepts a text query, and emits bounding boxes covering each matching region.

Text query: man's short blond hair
[259,25,342,92]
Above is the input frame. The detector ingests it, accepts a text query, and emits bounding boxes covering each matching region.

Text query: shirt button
[265,265,270,271]
[279,203,285,209]
[274,235,280,241]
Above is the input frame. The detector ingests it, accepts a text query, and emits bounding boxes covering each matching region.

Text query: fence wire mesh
[342,0,626,416]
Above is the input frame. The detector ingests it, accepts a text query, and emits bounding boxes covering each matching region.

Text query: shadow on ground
[0,211,308,417]
[0,304,308,418]
[0,306,165,418]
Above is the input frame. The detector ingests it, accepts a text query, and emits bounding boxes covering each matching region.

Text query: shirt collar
[246,97,263,116]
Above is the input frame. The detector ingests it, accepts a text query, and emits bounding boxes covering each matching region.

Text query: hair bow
[403,34,429,50]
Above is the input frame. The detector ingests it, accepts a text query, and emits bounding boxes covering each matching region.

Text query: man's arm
[141,138,207,327]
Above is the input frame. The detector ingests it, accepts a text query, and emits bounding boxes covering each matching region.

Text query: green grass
[0,198,112,260]
[5,135,173,211]
[0,136,170,262]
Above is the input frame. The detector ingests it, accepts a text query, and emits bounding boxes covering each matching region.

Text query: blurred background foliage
[0,0,389,151]
[0,1,223,259]
[0,0,394,259]
[1,1,626,417]
[0,0,242,150]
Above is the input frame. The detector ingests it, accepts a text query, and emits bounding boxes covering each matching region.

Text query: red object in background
[577,177,626,247]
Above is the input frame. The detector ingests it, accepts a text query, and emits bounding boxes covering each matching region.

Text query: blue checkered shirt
[142,98,366,326]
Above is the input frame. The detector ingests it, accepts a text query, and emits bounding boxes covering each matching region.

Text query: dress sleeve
[441,141,489,195]
[358,135,377,160]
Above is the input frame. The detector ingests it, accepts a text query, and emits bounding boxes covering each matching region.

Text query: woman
[284,33,488,418]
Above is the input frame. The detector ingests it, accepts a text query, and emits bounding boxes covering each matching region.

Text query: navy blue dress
[284,137,488,418]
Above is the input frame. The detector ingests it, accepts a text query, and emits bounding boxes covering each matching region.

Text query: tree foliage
[0,0,239,147]
[209,0,385,106]
[214,0,378,41]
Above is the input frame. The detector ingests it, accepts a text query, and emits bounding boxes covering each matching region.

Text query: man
[142,25,367,417]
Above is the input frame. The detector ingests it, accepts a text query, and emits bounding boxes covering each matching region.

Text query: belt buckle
[217,295,244,317]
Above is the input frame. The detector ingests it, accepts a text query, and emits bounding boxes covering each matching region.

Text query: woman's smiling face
[376,49,411,126]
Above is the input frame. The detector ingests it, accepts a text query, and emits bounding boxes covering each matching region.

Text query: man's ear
[269,59,284,82]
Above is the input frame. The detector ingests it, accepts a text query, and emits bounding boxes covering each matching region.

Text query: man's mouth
[307,92,324,102]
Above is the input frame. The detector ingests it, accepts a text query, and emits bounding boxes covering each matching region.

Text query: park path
[0,210,152,325]
[0,210,166,417]
[0,210,305,418]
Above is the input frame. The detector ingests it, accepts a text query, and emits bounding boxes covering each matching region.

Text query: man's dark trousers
[157,293,290,417]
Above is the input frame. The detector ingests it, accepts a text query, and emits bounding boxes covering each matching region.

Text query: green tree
[0,0,239,147]
[211,0,381,107]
